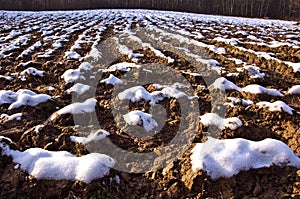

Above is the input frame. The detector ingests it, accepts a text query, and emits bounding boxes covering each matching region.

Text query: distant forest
[0,0,300,20]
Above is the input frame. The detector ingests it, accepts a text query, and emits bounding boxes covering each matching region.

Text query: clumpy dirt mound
[0,10,300,199]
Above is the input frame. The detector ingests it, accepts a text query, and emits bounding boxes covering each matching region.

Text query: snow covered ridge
[0,75,13,81]
[242,85,284,96]
[257,101,294,115]
[70,129,110,145]
[191,137,300,180]
[61,62,94,84]
[212,78,284,96]
[104,62,141,72]
[100,74,123,86]
[237,65,265,79]
[200,113,243,130]
[225,97,253,107]
[118,84,195,106]
[288,85,300,95]
[67,83,91,95]
[118,86,152,102]
[0,136,114,183]
[56,98,97,115]
[123,110,158,132]
[0,113,22,121]
[0,89,51,110]
[212,77,242,92]
[20,67,44,81]
[61,69,82,84]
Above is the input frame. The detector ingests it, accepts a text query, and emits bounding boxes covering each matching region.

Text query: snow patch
[20,67,44,81]
[0,75,13,81]
[65,51,82,60]
[57,98,97,115]
[225,97,254,107]
[100,74,123,86]
[0,91,18,105]
[123,110,158,132]
[191,137,300,180]
[79,62,94,71]
[238,65,265,79]
[61,69,82,84]
[213,77,242,92]
[106,62,140,72]
[67,83,90,95]
[285,62,300,73]
[0,89,51,109]
[85,47,102,62]
[1,113,22,121]
[288,85,300,95]
[257,101,294,115]
[70,129,110,145]
[200,113,243,130]
[118,86,152,102]
[0,139,114,183]
[242,84,284,96]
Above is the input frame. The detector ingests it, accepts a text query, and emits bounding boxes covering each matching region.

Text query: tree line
[0,0,299,20]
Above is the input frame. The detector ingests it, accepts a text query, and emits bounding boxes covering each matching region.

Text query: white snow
[242,84,284,96]
[65,51,82,60]
[70,129,110,145]
[110,175,120,184]
[257,101,294,115]
[57,98,97,115]
[79,62,94,71]
[200,113,243,130]
[85,47,102,62]
[48,86,56,91]
[284,62,300,73]
[150,91,169,106]
[286,34,299,39]
[121,32,174,63]
[20,67,44,81]
[225,97,254,107]
[288,85,300,95]
[0,75,13,81]
[52,41,63,49]
[0,91,18,105]
[235,30,249,36]
[239,65,265,79]
[118,86,152,102]
[18,61,33,67]
[123,110,158,132]
[67,83,90,95]
[9,92,51,110]
[159,86,194,99]
[0,89,51,109]
[61,69,82,84]
[191,137,300,180]
[106,62,140,72]
[267,41,299,48]
[213,37,238,46]
[247,35,259,41]
[212,77,242,92]
[118,84,193,104]
[0,137,114,183]
[61,62,93,84]
[100,74,123,86]
[34,125,45,133]
[0,113,22,121]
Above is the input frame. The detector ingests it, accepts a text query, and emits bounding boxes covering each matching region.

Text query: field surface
[0,10,300,198]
